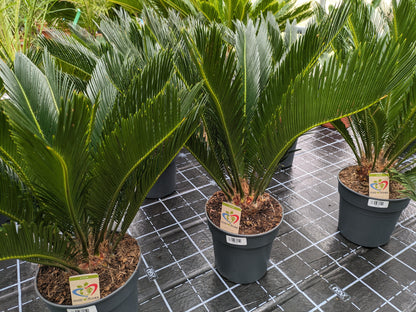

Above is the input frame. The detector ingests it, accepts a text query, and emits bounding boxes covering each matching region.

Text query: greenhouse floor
[1,127,415,312]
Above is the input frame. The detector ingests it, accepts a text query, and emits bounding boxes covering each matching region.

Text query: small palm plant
[168,2,416,226]
[0,44,201,301]
[331,0,416,200]
[138,2,416,283]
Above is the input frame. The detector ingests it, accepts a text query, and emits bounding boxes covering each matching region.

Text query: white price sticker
[67,306,97,312]
[368,198,389,208]
[226,235,247,246]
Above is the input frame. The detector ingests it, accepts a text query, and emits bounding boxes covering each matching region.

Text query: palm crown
[330,0,416,200]
[141,2,416,205]
[0,31,201,272]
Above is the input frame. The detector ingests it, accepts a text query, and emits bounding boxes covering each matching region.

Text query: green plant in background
[109,0,313,30]
[39,8,177,114]
[152,2,416,208]
[53,0,112,33]
[0,0,58,92]
[330,0,416,200]
[0,42,201,272]
[0,0,52,63]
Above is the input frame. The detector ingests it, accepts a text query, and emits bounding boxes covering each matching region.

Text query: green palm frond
[39,30,99,81]
[108,0,144,13]
[0,160,34,223]
[107,84,202,240]
[390,167,416,200]
[255,37,416,194]
[184,22,245,197]
[0,53,59,141]
[389,0,416,46]
[90,82,201,248]
[273,0,313,30]
[98,11,144,59]
[7,93,92,252]
[0,107,22,179]
[0,222,81,273]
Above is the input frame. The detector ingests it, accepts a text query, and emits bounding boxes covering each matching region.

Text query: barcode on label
[226,235,247,246]
[67,306,97,312]
[368,199,389,208]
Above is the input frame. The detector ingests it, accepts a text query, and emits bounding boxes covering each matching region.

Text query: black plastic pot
[338,173,410,248]
[146,159,176,199]
[278,140,298,169]
[35,258,141,312]
[0,214,9,225]
[206,203,283,284]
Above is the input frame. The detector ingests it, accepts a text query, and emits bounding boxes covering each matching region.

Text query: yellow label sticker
[369,173,389,200]
[220,202,242,234]
[69,273,100,305]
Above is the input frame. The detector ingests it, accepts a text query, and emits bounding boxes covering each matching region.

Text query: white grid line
[309,236,416,311]
[138,255,173,312]
[15,260,21,312]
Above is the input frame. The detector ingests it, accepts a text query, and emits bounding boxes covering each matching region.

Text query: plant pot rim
[205,193,284,238]
[34,254,141,309]
[337,166,409,203]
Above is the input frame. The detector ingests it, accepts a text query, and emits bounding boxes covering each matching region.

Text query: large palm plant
[331,0,416,200]
[0,46,201,275]
[167,2,416,214]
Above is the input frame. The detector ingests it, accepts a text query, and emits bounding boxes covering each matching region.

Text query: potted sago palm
[177,2,416,283]
[0,48,201,311]
[331,0,416,247]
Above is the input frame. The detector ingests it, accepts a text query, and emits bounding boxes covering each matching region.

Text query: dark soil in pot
[37,234,140,305]
[206,191,283,235]
[339,165,406,199]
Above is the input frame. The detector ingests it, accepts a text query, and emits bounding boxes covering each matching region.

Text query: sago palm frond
[0,222,82,272]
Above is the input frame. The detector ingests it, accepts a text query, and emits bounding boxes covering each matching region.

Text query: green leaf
[0,222,81,272]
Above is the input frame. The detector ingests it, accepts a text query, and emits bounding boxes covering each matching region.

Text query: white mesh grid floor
[1,127,415,312]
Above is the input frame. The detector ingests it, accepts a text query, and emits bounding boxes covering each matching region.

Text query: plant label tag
[220,202,242,234]
[69,273,100,305]
[369,173,389,199]
[226,235,247,246]
[66,306,98,312]
[368,199,389,208]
